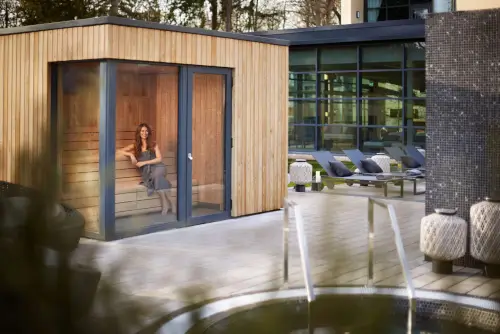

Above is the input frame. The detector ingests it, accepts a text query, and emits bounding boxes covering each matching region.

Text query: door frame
[178,66,233,226]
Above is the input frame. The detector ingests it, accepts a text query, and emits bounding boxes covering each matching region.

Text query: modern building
[253,0,500,154]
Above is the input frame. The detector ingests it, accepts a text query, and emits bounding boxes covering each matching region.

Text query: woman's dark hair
[134,123,155,158]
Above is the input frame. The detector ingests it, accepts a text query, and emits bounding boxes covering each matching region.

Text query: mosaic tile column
[425,9,500,268]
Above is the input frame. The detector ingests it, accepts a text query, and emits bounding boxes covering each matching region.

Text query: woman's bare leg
[158,191,169,215]
[164,190,174,213]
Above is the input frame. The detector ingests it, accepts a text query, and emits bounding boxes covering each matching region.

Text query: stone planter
[471,197,500,278]
[420,208,467,274]
[289,159,312,192]
[371,152,391,173]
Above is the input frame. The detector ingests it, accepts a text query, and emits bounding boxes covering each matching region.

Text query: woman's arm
[116,144,135,158]
[136,145,163,167]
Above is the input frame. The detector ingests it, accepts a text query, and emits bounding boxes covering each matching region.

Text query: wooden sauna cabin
[0,17,289,240]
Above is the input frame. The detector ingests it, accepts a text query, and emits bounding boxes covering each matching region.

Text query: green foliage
[16,0,107,25]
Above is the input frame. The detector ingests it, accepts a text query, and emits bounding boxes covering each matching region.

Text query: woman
[118,123,173,216]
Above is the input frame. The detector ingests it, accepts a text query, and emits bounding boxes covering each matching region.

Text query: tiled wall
[425,8,500,267]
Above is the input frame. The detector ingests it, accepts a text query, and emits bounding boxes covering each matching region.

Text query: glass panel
[289,100,316,124]
[387,0,407,5]
[114,63,179,235]
[289,125,315,151]
[406,127,426,149]
[405,99,426,127]
[58,62,101,234]
[387,6,410,20]
[319,73,356,98]
[367,0,384,8]
[405,70,425,97]
[318,46,357,71]
[289,73,316,98]
[191,73,226,217]
[361,71,403,98]
[361,44,403,70]
[367,8,386,22]
[361,99,403,126]
[319,100,357,124]
[319,126,357,153]
[290,49,316,72]
[406,42,425,68]
[360,127,403,154]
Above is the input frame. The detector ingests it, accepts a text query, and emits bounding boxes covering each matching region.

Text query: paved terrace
[78,186,500,316]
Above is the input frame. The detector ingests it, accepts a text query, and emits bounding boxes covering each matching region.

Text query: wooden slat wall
[0,23,288,221]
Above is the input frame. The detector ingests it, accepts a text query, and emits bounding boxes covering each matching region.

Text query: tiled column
[425,9,500,268]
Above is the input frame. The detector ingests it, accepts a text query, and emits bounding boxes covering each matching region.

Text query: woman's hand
[136,161,147,168]
[130,155,138,165]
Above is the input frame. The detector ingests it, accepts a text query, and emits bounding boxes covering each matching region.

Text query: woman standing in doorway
[118,123,174,215]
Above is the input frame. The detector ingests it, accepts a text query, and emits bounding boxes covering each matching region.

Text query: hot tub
[156,287,500,333]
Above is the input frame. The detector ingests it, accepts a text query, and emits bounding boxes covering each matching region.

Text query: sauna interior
[59,62,225,235]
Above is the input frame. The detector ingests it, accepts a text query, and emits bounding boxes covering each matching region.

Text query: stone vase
[371,152,391,173]
[471,197,500,278]
[289,159,312,192]
[420,208,467,274]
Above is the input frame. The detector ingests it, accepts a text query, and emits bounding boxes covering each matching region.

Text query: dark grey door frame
[181,66,233,226]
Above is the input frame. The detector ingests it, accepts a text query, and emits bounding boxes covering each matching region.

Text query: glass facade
[288,42,426,153]
[365,0,433,22]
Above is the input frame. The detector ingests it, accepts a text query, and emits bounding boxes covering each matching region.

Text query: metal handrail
[283,198,316,303]
[282,197,415,331]
[368,197,416,333]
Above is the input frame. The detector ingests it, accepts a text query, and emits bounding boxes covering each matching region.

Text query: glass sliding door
[186,67,232,222]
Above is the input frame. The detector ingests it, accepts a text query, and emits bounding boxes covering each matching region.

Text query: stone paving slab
[77,190,500,318]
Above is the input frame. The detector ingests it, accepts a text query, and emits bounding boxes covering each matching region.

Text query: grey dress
[137,150,172,196]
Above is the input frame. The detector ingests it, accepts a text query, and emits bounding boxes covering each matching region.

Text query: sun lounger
[405,145,426,167]
[343,149,425,195]
[342,149,409,177]
[384,146,426,173]
[310,151,404,198]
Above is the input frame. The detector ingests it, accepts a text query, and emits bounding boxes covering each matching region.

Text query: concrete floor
[77,188,500,319]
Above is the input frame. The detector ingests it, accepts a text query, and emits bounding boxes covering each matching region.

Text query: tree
[291,0,341,28]
[16,0,107,25]
[0,0,19,28]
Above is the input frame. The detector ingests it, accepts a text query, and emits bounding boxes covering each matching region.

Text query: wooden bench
[61,130,198,232]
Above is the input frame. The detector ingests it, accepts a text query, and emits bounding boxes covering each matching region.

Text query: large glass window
[361,72,403,98]
[360,127,404,154]
[319,100,357,124]
[114,63,179,236]
[365,0,432,23]
[406,42,425,68]
[361,44,403,70]
[319,73,357,98]
[405,99,426,127]
[289,100,316,124]
[289,125,315,151]
[361,99,403,126]
[319,46,357,71]
[288,42,425,153]
[405,70,425,97]
[319,126,357,152]
[289,73,316,98]
[290,49,316,72]
[58,62,101,234]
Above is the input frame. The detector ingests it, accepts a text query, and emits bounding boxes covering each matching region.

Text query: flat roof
[0,16,290,46]
[249,19,425,46]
